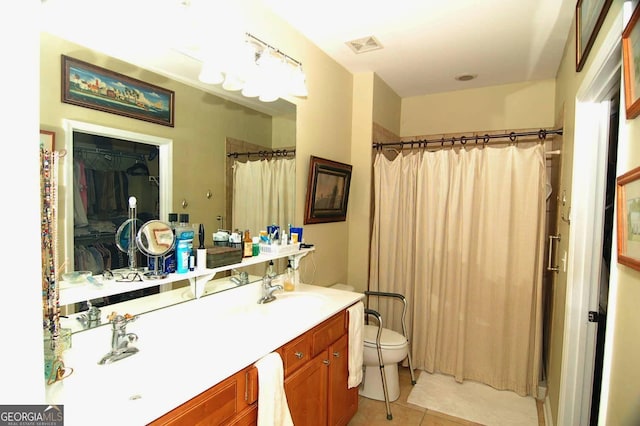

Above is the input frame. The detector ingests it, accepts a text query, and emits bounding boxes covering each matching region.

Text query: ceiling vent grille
[346,36,383,54]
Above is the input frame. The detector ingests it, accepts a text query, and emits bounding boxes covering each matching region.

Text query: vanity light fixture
[198,32,308,102]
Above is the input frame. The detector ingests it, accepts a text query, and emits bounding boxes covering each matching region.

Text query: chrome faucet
[98,313,139,365]
[258,276,283,304]
[230,270,250,286]
[77,301,102,329]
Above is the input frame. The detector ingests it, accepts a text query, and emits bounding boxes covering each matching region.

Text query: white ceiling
[41,0,576,113]
[262,0,577,97]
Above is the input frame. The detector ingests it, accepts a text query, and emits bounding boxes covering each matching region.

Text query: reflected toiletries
[176,214,195,273]
[163,213,178,274]
[243,230,253,258]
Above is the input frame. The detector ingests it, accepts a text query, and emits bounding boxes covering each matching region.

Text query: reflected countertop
[48,283,364,425]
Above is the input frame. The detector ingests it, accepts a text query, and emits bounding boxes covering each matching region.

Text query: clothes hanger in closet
[126,160,150,176]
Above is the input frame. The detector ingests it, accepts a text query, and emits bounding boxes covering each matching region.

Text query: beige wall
[373,74,402,136]
[347,73,375,292]
[608,4,640,422]
[235,2,355,287]
[40,33,273,252]
[401,79,556,136]
[554,0,640,424]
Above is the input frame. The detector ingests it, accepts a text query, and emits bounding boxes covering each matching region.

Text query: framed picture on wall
[61,55,175,127]
[304,156,352,224]
[576,0,613,72]
[40,130,55,151]
[623,3,640,119]
[616,166,640,271]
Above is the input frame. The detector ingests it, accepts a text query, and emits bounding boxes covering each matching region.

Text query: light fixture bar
[245,32,302,67]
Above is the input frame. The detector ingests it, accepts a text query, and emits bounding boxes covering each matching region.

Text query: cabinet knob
[333,351,340,358]
[323,359,330,365]
[295,352,304,359]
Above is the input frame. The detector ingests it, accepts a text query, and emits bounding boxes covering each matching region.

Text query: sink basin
[269,291,329,309]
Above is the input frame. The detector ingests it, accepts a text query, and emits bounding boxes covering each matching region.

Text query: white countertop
[47,283,363,425]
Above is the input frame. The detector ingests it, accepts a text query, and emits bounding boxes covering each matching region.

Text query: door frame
[557,6,624,425]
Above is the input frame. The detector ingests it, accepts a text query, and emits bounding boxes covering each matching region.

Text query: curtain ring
[483,134,490,144]
[441,137,445,147]
[450,137,456,146]
[460,136,467,145]
[538,129,547,140]
[509,132,517,142]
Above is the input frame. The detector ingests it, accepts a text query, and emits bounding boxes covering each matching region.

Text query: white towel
[347,301,365,388]
[255,352,294,426]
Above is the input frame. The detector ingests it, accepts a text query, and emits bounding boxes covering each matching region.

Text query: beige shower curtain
[232,158,295,237]
[369,144,546,396]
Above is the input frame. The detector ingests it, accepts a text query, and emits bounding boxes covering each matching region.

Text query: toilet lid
[363,324,408,348]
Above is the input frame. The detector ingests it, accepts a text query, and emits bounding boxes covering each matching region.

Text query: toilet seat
[363,324,407,349]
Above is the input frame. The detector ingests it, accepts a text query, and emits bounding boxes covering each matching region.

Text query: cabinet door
[284,350,329,426]
[150,366,257,426]
[327,334,358,426]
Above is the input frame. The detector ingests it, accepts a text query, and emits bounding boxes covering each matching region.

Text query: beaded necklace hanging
[41,146,72,384]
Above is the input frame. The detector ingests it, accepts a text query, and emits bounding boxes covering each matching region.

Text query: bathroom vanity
[49,260,363,425]
[150,307,359,425]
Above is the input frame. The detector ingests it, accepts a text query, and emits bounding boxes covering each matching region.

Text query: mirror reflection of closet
[73,132,158,266]
[63,120,173,316]
[73,132,159,305]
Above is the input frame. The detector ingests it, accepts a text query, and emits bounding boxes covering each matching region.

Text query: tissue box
[206,246,242,268]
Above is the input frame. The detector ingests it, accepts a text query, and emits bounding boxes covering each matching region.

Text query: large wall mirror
[41,25,297,333]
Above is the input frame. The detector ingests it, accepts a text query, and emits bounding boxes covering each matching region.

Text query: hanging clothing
[73,159,89,228]
[369,144,546,397]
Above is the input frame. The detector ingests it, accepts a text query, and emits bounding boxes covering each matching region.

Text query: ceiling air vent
[346,36,383,54]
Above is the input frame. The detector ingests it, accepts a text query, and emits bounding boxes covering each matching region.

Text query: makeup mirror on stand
[115,196,144,272]
[136,220,175,279]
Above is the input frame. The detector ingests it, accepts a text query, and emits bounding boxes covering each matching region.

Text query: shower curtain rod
[227,148,296,159]
[372,128,563,150]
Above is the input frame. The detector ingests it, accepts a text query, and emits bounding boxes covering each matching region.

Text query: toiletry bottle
[163,213,178,274]
[243,229,253,258]
[284,259,295,291]
[198,223,205,250]
[175,214,195,273]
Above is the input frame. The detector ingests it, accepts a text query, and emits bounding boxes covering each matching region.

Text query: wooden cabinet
[327,334,358,426]
[282,310,359,426]
[148,365,258,426]
[284,350,329,426]
[150,306,358,426]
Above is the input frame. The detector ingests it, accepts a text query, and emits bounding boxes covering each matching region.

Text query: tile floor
[348,367,545,426]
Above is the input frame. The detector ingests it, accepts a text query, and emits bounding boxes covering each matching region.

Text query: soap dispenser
[283,260,295,291]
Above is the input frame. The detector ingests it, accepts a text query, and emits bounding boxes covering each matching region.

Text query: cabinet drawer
[280,333,312,376]
[150,366,257,425]
[311,311,347,357]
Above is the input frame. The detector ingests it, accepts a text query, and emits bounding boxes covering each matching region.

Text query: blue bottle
[175,213,194,274]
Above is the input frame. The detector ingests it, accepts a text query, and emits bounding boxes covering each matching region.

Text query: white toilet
[360,323,409,402]
[330,283,410,403]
